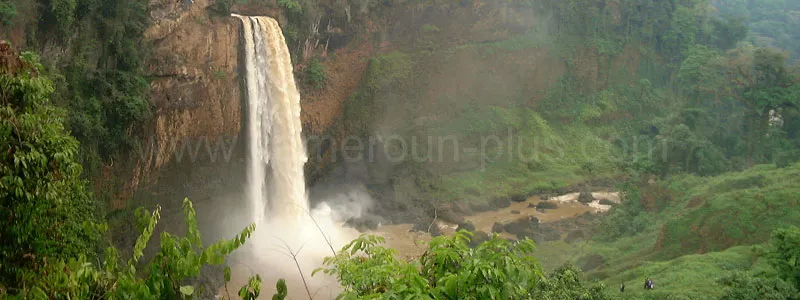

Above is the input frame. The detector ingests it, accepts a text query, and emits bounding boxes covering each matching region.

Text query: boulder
[491,222,505,233]
[598,199,616,206]
[469,231,492,248]
[536,201,559,210]
[509,194,527,203]
[456,221,476,233]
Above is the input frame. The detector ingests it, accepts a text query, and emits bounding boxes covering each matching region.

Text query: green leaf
[180,285,195,296]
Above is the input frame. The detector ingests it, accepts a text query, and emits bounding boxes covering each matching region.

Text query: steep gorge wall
[132,1,243,193]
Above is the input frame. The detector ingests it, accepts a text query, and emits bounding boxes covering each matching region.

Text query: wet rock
[509,194,527,203]
[456,221,476,233]
[528,203,536,208]
[536,201,558,210]
[488,196,511,209]
[491,222,505,233]
[438,208,466,225]
[469,201,492,212]
[510,210,521,215]
[564,230,586,243]
[504,216,539,237]
[469,231,492,248]
[411,221,442,237]
[536,208,546,213]
[598,199,616,206]
[344,215,382,231]
[540,194,552,201]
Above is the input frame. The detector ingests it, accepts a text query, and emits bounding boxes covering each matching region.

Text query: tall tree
[0,42,100,286]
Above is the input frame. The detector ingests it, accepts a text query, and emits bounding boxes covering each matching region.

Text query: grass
[601,246,763,299]
[528,163,800,298]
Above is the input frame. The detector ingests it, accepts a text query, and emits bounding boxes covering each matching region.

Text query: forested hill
[2,0,800,299]
[712,0,800,59]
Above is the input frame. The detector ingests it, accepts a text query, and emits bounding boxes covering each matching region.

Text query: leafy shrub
[6,199,259,299]
[0,49,102,286]
[719,272,798,300]
[50,0,77,34]
[316,231,611,298]
[0,1,15,25]
[211,0,233,15]
[277,0,301,13]
[304,58,327,89]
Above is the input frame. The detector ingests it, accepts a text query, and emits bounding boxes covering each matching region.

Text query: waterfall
[234,14,309,224]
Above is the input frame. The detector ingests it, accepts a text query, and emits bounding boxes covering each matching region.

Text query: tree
[719,272,798,300]
[316,231,610,299]
[0,42,101,287]
[767,226,800,290]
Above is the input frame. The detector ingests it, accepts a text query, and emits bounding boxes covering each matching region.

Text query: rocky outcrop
[130,1,242,193]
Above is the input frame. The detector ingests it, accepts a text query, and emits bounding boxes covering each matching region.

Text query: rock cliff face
[132,1,242,191]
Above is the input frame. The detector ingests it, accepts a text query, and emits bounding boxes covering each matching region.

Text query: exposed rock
[488,196,511,209]
[536,201,559,210]
[509,194,527,203]
[504,216,539,237]
[469,231,492,248]
[345,215,384,232]
[411,220,442,237]
[456,221,476,233]
[528,203,536,208]
[536,208,546,213]
[469,201,492,212]
[491,222,505,234]
[434,206,465,225]
[598,199,616,206]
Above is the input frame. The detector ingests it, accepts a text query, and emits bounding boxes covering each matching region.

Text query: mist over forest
[1,0,800,299]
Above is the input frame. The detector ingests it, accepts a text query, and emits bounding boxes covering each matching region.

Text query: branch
[276,238,314,300]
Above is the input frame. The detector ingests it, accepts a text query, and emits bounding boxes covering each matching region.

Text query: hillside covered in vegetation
[1,0,800,299]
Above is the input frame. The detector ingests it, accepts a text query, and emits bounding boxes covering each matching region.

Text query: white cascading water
[233,14,309,224]
[227,15,361,298]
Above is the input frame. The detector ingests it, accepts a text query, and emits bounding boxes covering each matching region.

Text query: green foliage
[6,198,259,299]
[0,1,15,25]
[211,0,234,15]
[271,278,287,300]
[239,274,262,300]
[713,0,800,58]
[0,48,101,287]
[766,226,800,290]
[304,58,327,89]
[316,231,608,299]
[277,0,301,14]
[50,0,77,35]
[596,181,649,241]
[719,272,799,300]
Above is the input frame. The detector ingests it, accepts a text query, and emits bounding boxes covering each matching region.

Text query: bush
[0,49,101,285]
[211,0,233,15]
[5,199,259,299]
[50,0,77,34]
[304,58,327,89]
[0,1,16,25]
[277,0,301,13]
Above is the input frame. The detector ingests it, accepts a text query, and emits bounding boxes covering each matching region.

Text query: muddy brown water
[365,193,618,260]
[221,192,618,299]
